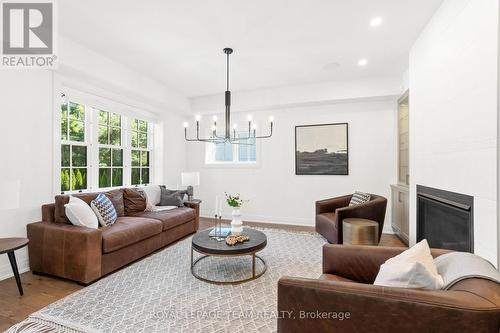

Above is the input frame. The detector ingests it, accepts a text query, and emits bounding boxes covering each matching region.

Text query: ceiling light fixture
[370,17,383,27]
[358,59,368,66]
[184,48,273,145]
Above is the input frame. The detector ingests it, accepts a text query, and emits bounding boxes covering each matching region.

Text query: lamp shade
[0,180,20,210]
[181,172,200,187]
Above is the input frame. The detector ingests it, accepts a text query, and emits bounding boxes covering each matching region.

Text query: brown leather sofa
[316,194,387,244]
[27,188,200,285]
[278,245,500,333]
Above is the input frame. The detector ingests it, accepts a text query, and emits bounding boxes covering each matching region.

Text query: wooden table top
[192,228,267,255]
[0,238,29,254]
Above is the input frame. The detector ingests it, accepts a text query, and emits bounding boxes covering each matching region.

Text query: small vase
[230,207,243,235]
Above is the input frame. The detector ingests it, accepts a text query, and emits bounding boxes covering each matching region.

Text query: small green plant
[225,192,245,207]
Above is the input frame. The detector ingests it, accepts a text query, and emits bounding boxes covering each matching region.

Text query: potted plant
[225,193,245,234]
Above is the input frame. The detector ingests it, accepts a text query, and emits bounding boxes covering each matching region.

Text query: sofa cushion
[131,207,195,231]
[91,193,118,227]
[374,239,444,289]
[101,216,162,253]
[159,186,187,207]
[123,188,147,215]
[55,189,125,223]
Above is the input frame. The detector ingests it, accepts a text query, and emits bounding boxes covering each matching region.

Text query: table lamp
[181,172,200,201]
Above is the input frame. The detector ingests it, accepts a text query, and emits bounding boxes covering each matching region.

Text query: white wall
[191,76,401,114]
[187,99,397,231]
[409,0,499,264]
[0,70,54,279]
[0,37,189,280]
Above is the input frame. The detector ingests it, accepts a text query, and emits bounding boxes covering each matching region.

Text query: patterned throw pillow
[91,193,118,227]
[349,191,371,206]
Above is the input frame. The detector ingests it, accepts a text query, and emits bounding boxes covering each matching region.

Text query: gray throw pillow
[159,186,186,207]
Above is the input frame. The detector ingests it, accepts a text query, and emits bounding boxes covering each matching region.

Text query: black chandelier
[184,48,273,145]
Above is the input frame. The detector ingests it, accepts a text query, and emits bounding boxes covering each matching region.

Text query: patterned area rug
[8,228,325,333]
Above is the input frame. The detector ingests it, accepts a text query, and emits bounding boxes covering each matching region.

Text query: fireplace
[417,185,473,252]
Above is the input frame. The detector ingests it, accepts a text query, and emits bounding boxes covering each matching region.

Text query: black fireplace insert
[417,185,473,252]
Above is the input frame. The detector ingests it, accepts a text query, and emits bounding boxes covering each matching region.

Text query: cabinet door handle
[398,192,403,203]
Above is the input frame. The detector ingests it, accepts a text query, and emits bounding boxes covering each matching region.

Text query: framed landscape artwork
[295,123,348,175]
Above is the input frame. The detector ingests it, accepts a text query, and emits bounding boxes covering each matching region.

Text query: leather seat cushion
[132,207,195,231]
[319,273,356,283]
[102,216,162,253]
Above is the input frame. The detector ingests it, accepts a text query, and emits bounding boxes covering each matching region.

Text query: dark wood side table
[0,238,29,295]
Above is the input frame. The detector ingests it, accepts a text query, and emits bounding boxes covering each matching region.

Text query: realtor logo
[1,1,57,68]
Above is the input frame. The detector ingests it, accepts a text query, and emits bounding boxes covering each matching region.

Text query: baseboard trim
[0,258,30,281]
[201,211,394,233]
[201,211,312,227]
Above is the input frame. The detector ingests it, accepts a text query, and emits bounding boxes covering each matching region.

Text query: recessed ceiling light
[358,59,368,66]
[370,17,383,27]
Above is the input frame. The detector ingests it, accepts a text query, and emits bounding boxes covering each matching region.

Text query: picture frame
[295,123,349,175]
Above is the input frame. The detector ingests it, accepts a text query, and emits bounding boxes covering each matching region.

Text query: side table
[342,218,379,245]
[0,238,29,295]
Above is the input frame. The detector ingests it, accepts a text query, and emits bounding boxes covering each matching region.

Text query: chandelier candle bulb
[195,115,201,121]
[183,122,189,128]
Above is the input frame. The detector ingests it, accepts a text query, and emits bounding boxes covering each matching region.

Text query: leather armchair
[277,245,500,333]
[315,194,387,244]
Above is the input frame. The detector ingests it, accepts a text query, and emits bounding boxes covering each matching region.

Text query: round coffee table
[191,228,267,285]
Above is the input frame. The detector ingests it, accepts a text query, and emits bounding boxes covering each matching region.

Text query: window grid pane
[59,99,153,192]
[215,141,233,162]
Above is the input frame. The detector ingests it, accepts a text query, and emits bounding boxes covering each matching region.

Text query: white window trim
[204,134,261,168]
[53,83,157,196]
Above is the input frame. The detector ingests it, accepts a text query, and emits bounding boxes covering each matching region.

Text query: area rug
[7,228,325,333]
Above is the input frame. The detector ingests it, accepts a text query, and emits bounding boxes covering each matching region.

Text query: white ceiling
[59,0,443,98]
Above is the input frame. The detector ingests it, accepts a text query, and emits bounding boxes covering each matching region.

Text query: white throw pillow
[141,185,161,211]
[374,239,444,289]
[64,196,98,229]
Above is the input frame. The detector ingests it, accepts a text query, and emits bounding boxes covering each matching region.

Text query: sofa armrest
[184,200,201,231]
[27,222,102,284]
[322,245,407,283]
[316,195,351,215]
[277,277,500,333]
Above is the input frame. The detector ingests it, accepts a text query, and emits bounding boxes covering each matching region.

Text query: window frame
[59,96,91,193]
[130,119,152,186]
[96,109,125,190]
[204,131,260,167]
[55,86,156,195]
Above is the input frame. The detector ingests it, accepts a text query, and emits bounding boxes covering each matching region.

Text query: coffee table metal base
[190,247,267,285]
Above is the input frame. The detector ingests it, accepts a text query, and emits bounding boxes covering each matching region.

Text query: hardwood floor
[0,218,405,331]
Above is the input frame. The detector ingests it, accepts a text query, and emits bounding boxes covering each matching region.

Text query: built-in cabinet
[391,91,410,245]
[391,184,409,244]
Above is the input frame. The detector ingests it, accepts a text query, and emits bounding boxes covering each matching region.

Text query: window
[98,110,123,188]
[60,96,89,192]
[131,119,151,185]
[206,132,257,164]
[238,133,256,162]
[214,141,233,162]
[58,92,154,193]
